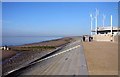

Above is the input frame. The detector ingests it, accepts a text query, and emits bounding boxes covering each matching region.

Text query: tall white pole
[95,9,99,34]
[102,16,104,27]
[90,14,93,36]
[103,14,106,27]
[111,15,113,35]
[95,12,97,34]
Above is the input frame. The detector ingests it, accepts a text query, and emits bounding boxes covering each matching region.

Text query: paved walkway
[21,39,88,75]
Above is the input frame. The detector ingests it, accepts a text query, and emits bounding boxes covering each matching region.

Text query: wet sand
[83,41,118,75]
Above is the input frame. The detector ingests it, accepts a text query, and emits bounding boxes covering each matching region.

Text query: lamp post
[90,14,93,36]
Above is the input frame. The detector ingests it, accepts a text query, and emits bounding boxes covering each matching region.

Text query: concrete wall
[93,34,113,41]
[113,35,120,43]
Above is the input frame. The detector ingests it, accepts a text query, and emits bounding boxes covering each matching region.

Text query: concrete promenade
[21,38,88,75]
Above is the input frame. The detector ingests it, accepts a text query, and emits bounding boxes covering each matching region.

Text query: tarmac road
[20,37,89,75]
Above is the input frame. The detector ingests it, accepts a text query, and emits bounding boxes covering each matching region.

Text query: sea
[2,36,63,46]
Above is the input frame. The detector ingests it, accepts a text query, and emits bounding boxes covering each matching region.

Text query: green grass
[10,38,73,51]
[23,46,56,49]
[11,46,56,51]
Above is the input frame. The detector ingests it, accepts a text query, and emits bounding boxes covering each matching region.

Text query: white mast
[90,14,93,36]
[111,15,113,35]
[95,8,99,34]
[102,14,106,27]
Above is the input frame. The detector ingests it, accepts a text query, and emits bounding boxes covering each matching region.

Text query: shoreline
[2,36,64,47]
[2,37,73,60]
[2,37,74,75]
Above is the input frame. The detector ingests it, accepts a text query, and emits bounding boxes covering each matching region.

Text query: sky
[2,2,118,36]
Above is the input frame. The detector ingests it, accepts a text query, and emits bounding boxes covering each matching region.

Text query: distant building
[90,10,119,42]
[93,26,120,35]
[92,26,120,42]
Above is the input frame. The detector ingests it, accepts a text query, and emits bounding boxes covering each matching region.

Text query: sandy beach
[83,41,118,75]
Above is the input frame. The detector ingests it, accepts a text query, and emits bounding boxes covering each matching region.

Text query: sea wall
[93,34,120,43]
[113,35,120,43]
[93,34,112,42]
